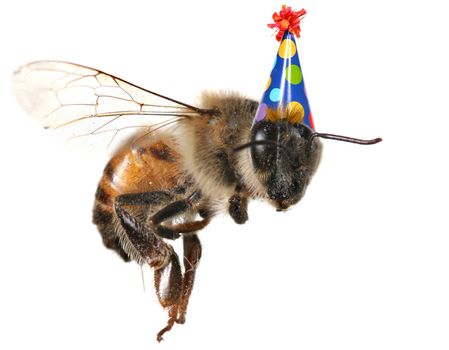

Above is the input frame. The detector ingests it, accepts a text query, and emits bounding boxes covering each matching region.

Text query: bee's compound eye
[250,121,277,170]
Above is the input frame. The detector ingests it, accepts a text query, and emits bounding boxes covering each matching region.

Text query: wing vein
[12,60,207,153]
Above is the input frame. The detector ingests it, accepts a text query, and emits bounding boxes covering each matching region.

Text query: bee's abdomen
[92,136,185,262]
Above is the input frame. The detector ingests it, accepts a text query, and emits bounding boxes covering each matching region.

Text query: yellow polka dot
[278,39,296,59]
[265,76,271,91]
[286,101,304,124]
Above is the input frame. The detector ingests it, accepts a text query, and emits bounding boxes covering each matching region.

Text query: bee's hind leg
[154,249,183,342]
[115,191,210,342]
[177,233,202,324]
[148,195,208,340]
[156,233,202,341]
[114,200,183,341]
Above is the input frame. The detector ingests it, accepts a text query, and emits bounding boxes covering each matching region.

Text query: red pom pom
[267,5,306,41]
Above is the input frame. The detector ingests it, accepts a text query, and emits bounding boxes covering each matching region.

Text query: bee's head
[248,119,321,211]
[235,116,381,212]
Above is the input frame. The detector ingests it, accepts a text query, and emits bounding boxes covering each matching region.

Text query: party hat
[253,6,315,129]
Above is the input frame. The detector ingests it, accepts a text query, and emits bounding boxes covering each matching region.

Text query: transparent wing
[12,61,206,151]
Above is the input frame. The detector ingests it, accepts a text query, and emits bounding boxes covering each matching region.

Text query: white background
[1,0,448,349]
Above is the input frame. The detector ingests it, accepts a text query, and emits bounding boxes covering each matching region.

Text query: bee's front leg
[228,185,249,224]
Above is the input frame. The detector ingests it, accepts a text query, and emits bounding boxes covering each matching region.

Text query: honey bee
[12,61,381,341]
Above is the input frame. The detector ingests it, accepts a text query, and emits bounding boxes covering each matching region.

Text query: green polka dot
[285,64,302,85]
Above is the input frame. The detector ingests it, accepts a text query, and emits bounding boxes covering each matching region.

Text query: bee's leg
[115,191,182,240]
[228,185,249,224]
[114,201,184,342]
[115,191,208,341]
[93,205,131,262]
[164,219,210,235]
[115,190,209,238]
[115,191,174,212]
[148,197,209,340]
[156,234,202,341]
[176,234,202,324]
[114,200,175,269]
[154,250,183,342]
[148,191,210,238]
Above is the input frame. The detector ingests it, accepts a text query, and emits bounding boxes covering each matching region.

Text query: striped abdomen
[92,135,186,261]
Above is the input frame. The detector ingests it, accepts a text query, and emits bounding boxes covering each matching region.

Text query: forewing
[12,61,203,151]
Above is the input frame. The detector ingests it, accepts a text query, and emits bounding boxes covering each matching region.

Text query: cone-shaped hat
[253,6,315,129]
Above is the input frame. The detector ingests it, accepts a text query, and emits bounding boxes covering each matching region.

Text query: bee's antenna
[311,133,382,145]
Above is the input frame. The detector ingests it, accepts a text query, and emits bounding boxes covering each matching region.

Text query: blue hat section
[254,31,314,129]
